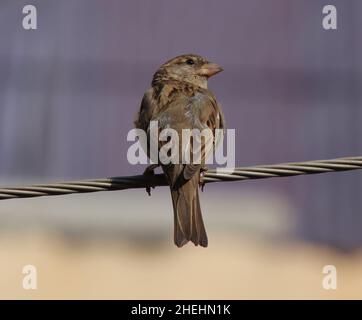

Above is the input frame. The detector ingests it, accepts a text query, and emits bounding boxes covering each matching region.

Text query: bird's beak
[198,62,223,77]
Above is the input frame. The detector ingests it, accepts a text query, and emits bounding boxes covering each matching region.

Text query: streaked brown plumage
[135,54,225,247]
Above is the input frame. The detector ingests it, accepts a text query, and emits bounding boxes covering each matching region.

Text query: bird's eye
[185,59,195,65]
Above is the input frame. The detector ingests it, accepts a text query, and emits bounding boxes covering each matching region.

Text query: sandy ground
[0,230,361,300]
[0,186,361,299]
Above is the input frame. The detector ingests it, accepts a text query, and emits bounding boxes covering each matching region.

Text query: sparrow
[135,54,225,247]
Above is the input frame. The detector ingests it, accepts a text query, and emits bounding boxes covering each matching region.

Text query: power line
[0,156,361,201]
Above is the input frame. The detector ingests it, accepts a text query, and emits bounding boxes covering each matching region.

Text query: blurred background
[0,0,362,299]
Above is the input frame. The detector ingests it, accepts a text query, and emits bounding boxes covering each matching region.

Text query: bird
[135,54,225,247]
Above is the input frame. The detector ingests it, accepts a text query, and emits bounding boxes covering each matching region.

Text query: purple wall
[0,0,361,248]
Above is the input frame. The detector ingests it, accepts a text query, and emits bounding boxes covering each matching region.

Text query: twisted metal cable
[0,156,361,201]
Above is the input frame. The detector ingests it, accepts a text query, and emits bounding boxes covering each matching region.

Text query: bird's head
[152,54,223,89]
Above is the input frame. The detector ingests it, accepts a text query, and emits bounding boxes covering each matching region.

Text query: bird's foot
[143,164,159,196]
[199,166,208,192]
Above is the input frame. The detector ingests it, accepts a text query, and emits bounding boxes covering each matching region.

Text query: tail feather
[193,191,208,247]
[170,174,208,248]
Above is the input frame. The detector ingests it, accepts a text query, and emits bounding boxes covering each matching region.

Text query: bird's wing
[135,87,164,159]
[134,88,158,132]
[182,90,225,180]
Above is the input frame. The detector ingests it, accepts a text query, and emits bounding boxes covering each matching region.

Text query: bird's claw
[143,164,158,196]
[146,186,153,196]
[199,166,208,192]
